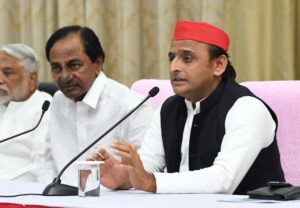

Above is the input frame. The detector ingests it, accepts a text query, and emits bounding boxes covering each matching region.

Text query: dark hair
[45,25,105,63]
[208,45,236,80]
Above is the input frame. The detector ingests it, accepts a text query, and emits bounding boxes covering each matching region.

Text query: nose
[59,68,73,82]
[169,57,181,73]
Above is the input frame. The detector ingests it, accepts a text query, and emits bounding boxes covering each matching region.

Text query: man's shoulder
[106,78,131,93]
[104,78,145,104]
[50,90,69,108]
[162,94,183,106]
[16,90,53,112]
[28,90,53,106]
[223,78,253,97]
[160,95,184,114]
[51,90,64,100]
[35,90,53,100]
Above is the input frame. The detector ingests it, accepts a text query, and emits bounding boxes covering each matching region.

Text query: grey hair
[0,43,40,74]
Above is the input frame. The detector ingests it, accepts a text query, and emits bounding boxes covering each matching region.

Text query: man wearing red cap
[92,21,284,194]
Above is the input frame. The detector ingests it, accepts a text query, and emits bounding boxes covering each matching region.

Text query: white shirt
[139,96,276,194]
[0,90,56,182]
[50,72,155,186]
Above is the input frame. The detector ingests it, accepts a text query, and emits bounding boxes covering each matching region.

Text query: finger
[98,147,112,159]
[114,143,137,158]
[91,148,111,161]
[114,149,133,159]
[119,163,134,172]
[86,157,96,161]
[130,143,136,150]
[92,152,104,161]
[111,141,131,152]
[95,151,105,160]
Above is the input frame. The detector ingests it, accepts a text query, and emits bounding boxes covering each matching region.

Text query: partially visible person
[0,43,55,182]
[45,25,155,186]
[92,21,285,194]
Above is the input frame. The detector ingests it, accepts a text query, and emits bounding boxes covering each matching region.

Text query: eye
[70,62,81,70]
[2,68,16,77]
[183,54,193,63]
[168,53,175,62]
[51,64,61,74]
[67,60,83,71]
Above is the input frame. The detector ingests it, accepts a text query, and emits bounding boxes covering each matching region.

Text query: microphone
[0,100,50,143]
[42,86,160,196]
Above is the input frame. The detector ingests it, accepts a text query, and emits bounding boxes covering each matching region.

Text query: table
[0,180,299,208]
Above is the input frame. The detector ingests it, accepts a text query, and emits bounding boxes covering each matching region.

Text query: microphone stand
[0,101,50,143]
[42,87,159,196]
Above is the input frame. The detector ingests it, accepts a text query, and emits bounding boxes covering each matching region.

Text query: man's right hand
[90,147,132,190]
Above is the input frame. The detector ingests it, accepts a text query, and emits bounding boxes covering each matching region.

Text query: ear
[94,57,104,76]
[213,55,228,77]
[29,72,38,93]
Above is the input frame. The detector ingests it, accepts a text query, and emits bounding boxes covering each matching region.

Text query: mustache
[58,79,77,87]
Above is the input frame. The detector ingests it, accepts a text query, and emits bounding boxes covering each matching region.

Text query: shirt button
[190,154,195,158]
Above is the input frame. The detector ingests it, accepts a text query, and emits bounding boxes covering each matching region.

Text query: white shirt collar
[82,72,107,109]
[65,72,107,110]
[184,98,202,114]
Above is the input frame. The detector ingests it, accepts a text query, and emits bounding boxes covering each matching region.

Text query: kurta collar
[64,72,106,113]
[199,79,227,113]
[184,99,201,114]
[183,79,227,115]
[81,72,106,109]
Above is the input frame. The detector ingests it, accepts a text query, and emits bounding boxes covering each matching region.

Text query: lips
[60,85,77,92]
[173,77,186,81]
[58,80,76,89]
[172,76,187,85]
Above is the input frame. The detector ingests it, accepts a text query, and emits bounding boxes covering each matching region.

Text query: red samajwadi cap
[172,21,230,51]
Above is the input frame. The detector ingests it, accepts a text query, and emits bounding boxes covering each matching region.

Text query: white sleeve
[31,111,57,183]
[154,96,276,194]
[125,102,156,149]
[139,106,166,173]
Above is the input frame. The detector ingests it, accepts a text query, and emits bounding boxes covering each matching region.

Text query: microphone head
[148,86,159,97]
[42,100,50,112]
